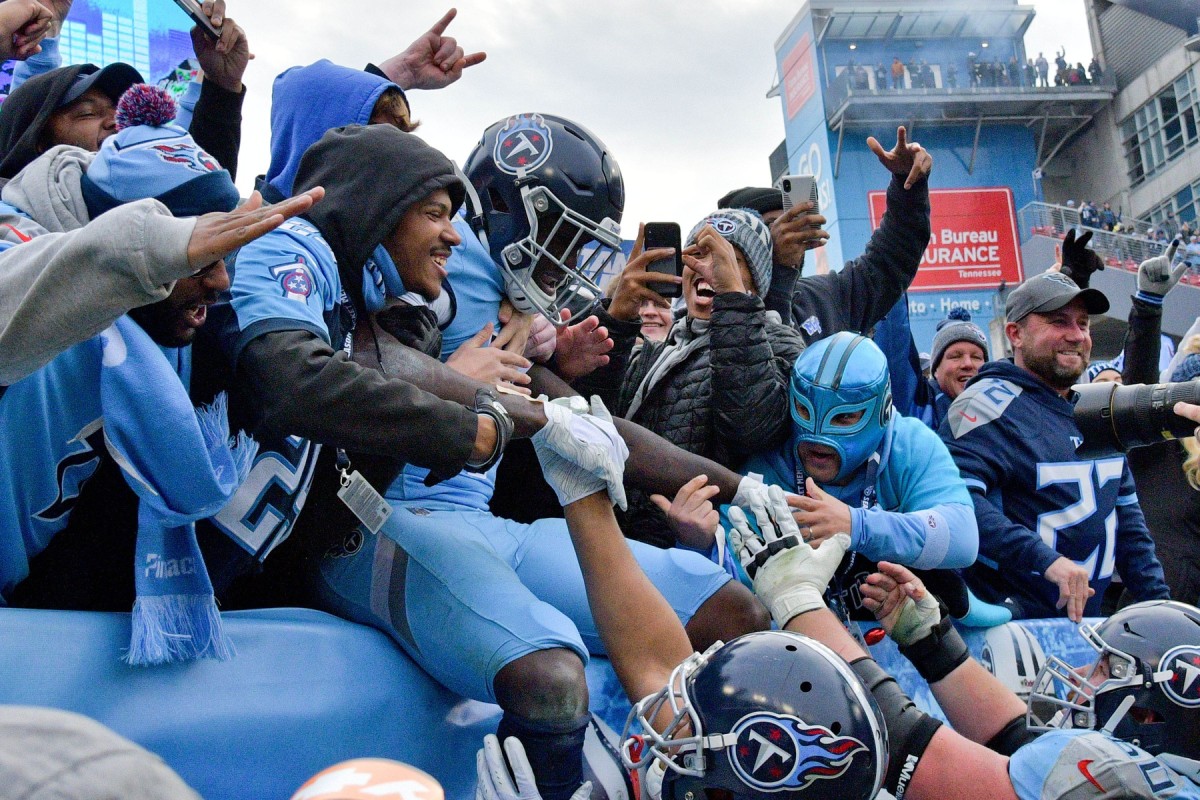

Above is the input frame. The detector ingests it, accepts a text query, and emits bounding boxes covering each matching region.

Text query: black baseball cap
[1005,271,1110,323]
[59,62,144,108]
[717,186,782,216]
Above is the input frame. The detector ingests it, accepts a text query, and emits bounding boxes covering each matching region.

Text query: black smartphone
[171,0,221,41]
[642,222,682,299]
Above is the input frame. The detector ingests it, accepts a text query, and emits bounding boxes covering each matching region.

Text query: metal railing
[823,68,1117,119]
[1018,202,1191,279]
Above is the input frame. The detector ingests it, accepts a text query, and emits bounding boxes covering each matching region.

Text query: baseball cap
[59,62,144,108]
[1005,272,1109,323]
[716,186,782,216]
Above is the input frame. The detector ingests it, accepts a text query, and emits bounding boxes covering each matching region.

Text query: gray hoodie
[0,146,195,384]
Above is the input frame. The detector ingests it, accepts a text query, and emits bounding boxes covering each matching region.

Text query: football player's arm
[527,363,746,502]
[783,607,1018,800]
[859,561,1035,753]
[562,492,694,705]
[1112,469,1171,602]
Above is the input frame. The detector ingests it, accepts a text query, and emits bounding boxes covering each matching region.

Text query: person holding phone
[576,209,805,549]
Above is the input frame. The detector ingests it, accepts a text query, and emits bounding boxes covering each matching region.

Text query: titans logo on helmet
[1159,645,1200,707]
[493,114,554,175]
[726,712,868,791]
[150,143,219,174]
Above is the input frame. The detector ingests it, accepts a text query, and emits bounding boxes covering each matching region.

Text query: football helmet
[1028,600,1200,776]
[463,112,624,326]
[790,333,893,483]
[621,631,886,800]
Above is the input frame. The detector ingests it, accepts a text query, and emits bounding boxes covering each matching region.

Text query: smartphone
[642,222,682,299]
[171,0,221,41]
[780,174,818,214]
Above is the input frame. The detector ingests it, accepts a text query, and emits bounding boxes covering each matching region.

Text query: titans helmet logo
[727,712,868,791]
[1160,646,1200,708]
[493,114,553,175]
[150,143,219,174]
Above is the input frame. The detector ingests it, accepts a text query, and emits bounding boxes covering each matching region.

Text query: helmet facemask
[498,183,622,327]
[621,645,720,779]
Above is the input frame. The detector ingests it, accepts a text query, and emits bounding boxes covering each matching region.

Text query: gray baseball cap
[1005,271,1109,323]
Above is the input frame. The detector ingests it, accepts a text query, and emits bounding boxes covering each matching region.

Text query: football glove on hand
[531,395,628,510]
[476,734,592,800]
[730,484,850,627]
[1137,240,1185,300]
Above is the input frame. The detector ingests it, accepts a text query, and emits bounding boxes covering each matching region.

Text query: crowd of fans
[1,3,1199,800]
[843,48,1102,93]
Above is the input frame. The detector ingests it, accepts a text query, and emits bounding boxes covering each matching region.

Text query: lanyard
[794,449,881,646]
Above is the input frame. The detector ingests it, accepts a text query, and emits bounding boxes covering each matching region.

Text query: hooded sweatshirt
[263,60,400,200]
[194,124,474,569]
[938,360,1169,618]
[0,147,196,384]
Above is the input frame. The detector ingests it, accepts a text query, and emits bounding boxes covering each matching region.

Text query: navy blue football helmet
[1029,600,1200,778]
[621,631,887,800]
[790,332,893,483]
[463,113,624,325]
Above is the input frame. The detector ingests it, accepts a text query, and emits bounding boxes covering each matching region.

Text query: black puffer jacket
[580,292,805,547]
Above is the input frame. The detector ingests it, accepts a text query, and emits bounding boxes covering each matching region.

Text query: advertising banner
[868,187,1024,291]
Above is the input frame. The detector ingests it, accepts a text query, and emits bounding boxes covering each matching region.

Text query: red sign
[867,187,1024,291]
[782,32,816,120]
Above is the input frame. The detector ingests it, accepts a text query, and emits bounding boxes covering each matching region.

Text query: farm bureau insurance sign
[868,187,1024,291]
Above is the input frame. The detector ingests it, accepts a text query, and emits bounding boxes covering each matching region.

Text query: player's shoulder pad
[945,377,1023,439]
[1010,729,1191,800]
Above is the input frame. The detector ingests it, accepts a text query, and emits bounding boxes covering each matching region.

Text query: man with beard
[940,272,1169,622]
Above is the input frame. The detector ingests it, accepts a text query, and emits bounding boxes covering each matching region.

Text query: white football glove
[729,484,850,627]
[531,395,629,510]
[731,473,770,509]
[1137,240,1185,299]
[476,734,592,800]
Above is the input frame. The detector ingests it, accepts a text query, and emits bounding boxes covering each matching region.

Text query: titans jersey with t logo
[1009,730,1199,799]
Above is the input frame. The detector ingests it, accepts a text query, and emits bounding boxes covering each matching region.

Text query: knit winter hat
[81,84,239,219]
[1172,353,1200,383]
[1085,360,1120,382]
[686,209,773,295]
[930,308,988,370]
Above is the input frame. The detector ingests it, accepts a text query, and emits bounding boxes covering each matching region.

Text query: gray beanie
[686,209,773,296]
[930,308,988,370]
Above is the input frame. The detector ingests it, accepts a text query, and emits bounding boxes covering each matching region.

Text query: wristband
[465,388,513,473]
[897,603,970,684]
[984,714,1040,756]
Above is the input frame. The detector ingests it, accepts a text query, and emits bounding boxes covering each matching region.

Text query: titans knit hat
[687,209,773,296]
[716,186,783,217]
[1085,360,1121,382]
[931,308,989,370]
[1005,271,1109,323]
[81,84,240,219]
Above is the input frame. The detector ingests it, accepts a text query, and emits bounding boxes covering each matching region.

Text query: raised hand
[186,188,323,271]
[192,4,253,94]
[1137,239,1185,299]
[378,8,487,91]
[769,201,830,269]
[682,225,745,294]
[606,223,680,321]
[786,477,852,547]
[859,561,942,646]
[553,310,613,381]
[531,395,629,510]
[1059,228,1105,288]
[1043,555,1095,623]
[0,0,54,61]
[866,125,933,189]
[446,322,533,395]
[651,474,721,550]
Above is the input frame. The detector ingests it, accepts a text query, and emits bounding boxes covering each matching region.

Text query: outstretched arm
[563,492,693,703]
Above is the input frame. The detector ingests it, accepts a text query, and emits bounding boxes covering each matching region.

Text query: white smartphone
[171,0,221,41]
[779,174,818,214]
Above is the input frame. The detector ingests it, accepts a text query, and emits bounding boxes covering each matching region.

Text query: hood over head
[292,124,464,313]
[0,65,90,180]
[264,60,404,198]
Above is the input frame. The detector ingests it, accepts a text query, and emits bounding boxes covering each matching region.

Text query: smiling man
[940,272,1170,622]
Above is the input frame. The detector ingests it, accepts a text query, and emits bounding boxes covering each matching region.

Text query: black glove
[1060,229,1105,288]
[374,304,443,358]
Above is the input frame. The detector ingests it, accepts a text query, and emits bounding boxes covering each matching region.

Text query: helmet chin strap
[1100,694,1135,734]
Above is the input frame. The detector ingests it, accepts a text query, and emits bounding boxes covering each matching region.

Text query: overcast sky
[223,1,1093,233]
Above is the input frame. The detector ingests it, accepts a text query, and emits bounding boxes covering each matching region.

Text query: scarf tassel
[125,593,234,666]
